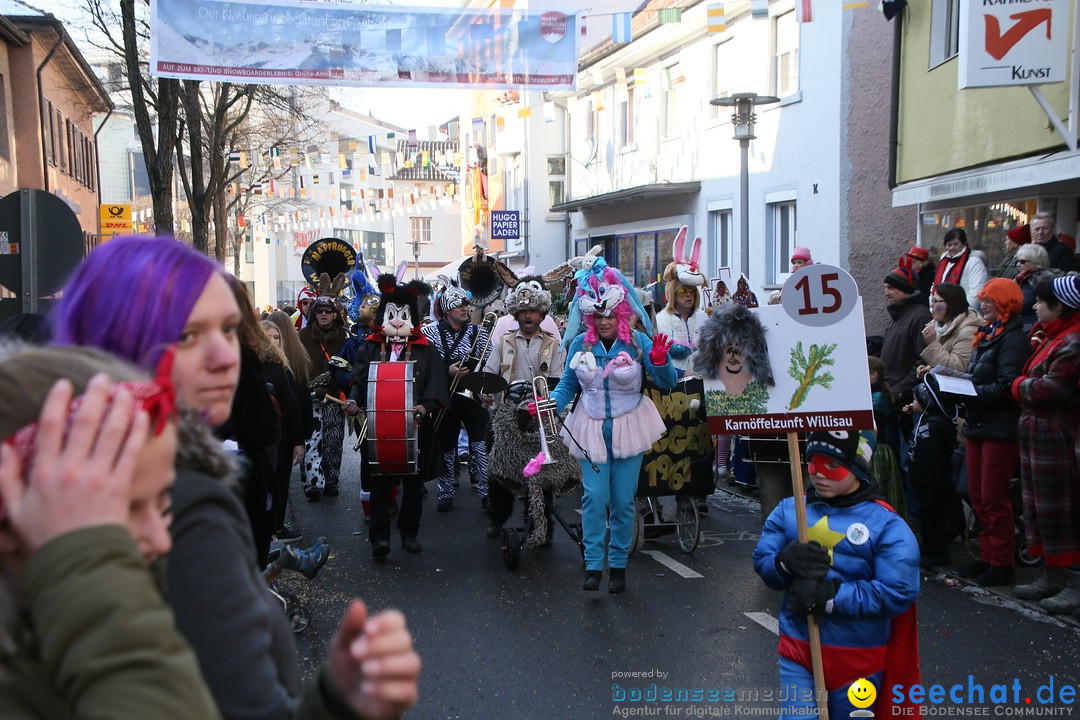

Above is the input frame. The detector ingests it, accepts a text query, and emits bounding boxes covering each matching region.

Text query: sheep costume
[486,276,581,549]
[550,256,678,584]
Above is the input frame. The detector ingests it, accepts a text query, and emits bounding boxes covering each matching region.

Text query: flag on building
[612,12,632,43]
[228,150,241,164]
[518,106,532,118]
[751,0,769,18]
[239,151,248,168]
[707,4,726,33]
[881,0,905,20]
[368,136,377,155]
[657,8,681,23]
[634,68,648,86]
[796,0,813,22]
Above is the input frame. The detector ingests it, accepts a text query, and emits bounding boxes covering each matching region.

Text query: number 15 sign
[702,264,874,435]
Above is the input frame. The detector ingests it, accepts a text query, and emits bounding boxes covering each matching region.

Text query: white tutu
[561,396,667,463]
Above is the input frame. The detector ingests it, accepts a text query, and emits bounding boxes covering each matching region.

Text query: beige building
[892,0,1077,274]
[1,4,112,252]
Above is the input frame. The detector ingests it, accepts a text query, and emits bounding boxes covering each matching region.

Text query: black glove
[775,540,831,579]
[787,578,837,622]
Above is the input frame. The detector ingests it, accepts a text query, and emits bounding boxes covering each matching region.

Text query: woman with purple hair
[50,236,420,720]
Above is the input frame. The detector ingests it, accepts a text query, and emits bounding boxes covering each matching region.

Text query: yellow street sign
[99,204,132,240]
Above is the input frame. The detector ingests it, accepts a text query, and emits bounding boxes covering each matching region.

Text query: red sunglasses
[807,454,850,482]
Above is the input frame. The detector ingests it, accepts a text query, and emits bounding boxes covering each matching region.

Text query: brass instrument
[433,311,498,431]
[532,376,558,466]
[449,311,498,402]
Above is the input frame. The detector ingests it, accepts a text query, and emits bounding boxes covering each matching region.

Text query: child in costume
[753,430,921,719]
[549,256,678,593]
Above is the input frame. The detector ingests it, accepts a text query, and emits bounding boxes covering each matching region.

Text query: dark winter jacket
[299,320,350,399]
[880,292,932,406]
[1039,237,1076,273]
[0,526,222,720]
[264,360,305,449]
[962,315,1029,440]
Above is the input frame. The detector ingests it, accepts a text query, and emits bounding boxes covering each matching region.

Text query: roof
[1,2,113,112]
[389,139,460,183]
[550,181,700,212]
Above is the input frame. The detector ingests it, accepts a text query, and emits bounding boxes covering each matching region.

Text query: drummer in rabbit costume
[655,227,708,373]
[548,255,678,593]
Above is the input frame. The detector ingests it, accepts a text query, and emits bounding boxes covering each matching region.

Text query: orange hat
[977,278,1023,318]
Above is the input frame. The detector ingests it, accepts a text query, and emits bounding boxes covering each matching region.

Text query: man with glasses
[299,295,351,500]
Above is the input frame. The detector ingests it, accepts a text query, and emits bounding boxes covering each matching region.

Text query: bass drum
[365,361,418,475]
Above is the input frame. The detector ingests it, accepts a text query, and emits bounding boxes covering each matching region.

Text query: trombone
[532,376,558,466]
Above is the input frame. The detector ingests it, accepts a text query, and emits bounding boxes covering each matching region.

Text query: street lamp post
[710,93,779,278]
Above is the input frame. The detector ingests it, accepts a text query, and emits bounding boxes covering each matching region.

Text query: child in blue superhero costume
[547,257,677,594]
[753,430,922,718]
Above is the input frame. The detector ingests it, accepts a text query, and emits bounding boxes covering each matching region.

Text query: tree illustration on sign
[787,341,837,410]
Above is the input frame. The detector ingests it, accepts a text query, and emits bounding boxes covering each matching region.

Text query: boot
[1039,574,1080,614]
[1014,567,1068,601]
[608,568,626,594]
[582,570,602,591]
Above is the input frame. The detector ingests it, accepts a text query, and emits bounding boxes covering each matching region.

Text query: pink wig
[578,268,635,346]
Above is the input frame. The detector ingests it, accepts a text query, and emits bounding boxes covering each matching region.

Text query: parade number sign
[958,0,1068,89]
[703,264,873,435]
[638,376,715,497]
[151,0,578,89]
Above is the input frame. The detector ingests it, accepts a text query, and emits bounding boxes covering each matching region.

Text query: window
[409,217,431,246]
[661,65,682,138]
[547,153,566,210]
[710,41,734,121]
[45,101,55,167]
[929,0,961,68]
[58,113,67,174]
[618,86,634,148]
[710,209,732,270]
[244,236,254,264]
[766,200,797,284]
[773,10,799,97]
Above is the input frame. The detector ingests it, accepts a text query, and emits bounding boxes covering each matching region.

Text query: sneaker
[402,537,423,553]
[275,526,303,543]
[304,485,322,502]
[1039,577,1080,614]
[372,540,391,559]
[275,537,329,579]
[956,560,990,578]
[436,498,453,512]
[974,565,1015,587]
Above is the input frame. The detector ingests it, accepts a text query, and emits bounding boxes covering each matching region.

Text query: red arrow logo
[984,9,1052,61]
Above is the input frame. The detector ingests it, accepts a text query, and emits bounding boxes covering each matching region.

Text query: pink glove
[523,452,546,477]
[527,401,538,417]
[649,333,673,366]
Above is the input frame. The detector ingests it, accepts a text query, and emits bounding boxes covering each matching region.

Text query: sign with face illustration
[700,265,873,435]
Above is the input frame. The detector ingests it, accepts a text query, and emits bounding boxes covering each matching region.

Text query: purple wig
[51,236,222,370]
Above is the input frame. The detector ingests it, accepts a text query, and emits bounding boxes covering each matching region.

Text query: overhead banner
[958,0,1069,89]
[150,0,579,90]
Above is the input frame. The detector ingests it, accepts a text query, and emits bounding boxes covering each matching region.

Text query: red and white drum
[366,361,418,475]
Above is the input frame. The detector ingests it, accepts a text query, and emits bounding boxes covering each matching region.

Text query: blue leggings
[778,657,882,720]
[578,451,644,571]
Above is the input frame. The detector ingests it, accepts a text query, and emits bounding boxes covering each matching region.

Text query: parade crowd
[1,214,1078,720]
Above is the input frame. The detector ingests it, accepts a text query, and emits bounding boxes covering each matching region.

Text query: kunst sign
[958,0,1069,89]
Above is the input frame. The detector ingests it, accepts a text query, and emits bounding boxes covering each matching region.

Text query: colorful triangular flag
[612,12,632,43]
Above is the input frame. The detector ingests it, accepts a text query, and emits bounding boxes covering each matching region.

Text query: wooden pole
[787,431,829,720]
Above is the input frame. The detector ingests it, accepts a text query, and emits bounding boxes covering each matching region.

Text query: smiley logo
[847,678,876,709]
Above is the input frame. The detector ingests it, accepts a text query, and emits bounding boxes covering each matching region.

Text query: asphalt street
[272,446,1080,720]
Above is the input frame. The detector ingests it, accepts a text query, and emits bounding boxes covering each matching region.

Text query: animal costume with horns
[550,256,678,592]
[347,269,449,558]
[655,226,709,372]
[484,275,579,548]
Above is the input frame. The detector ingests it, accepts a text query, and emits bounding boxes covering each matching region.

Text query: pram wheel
[501,528,522,570]
[675,496,700,554]
[283,593,310,634]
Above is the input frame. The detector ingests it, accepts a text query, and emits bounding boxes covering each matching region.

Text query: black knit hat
[884,267,917,293]
[805,430,874,482]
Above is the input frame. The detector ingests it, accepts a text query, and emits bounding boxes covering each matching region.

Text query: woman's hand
[921,321,937,345]
[0,375,150,553]
[649,333,673,366]
[292,445,304,466]
[327,600,421,720]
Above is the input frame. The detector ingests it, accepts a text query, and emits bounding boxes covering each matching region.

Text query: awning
[550,181,701,212]
[423,256,470,284]
[892,150,1080,209]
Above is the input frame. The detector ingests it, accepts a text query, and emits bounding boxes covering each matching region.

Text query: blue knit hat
[805,430,875,482]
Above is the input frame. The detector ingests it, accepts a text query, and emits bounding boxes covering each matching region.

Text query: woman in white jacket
[932,228,988,310]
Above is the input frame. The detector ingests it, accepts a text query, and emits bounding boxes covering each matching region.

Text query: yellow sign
[99,204,132,240]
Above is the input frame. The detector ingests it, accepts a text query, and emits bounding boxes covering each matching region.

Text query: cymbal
[457,371,508,394]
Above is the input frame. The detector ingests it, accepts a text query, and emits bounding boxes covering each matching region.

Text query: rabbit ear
[367,262,381,281]
[689,235,702,267]
[672,226,688,263]
[395,261,409,283]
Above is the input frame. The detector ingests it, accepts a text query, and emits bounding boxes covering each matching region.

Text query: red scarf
[1021,313,1080,375]
[934,247,969,287]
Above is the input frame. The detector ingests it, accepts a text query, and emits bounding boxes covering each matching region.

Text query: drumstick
[322,395,347,406]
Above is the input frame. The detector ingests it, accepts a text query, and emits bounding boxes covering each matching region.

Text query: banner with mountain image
[151,0,579,89]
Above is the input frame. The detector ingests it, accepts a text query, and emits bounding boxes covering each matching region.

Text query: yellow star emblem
[806,515,845,562]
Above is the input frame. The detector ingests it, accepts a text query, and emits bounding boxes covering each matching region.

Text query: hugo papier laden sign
[702,265,874,436]
[639,376,715,496]
[958,0,1069,89]
[490,210,520,240]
